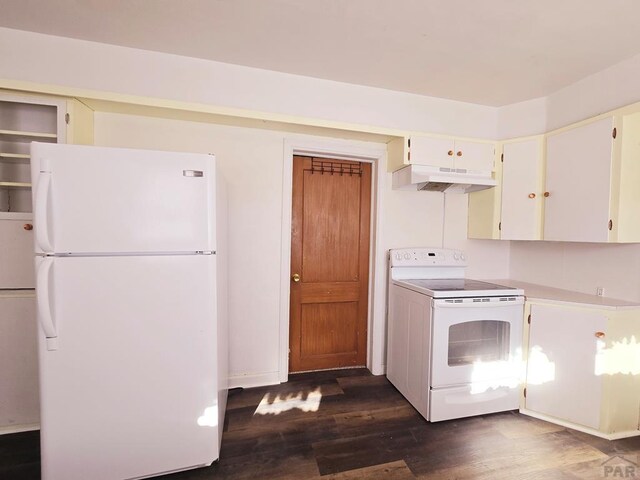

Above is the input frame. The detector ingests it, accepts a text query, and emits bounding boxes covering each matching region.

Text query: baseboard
[228,371,281,389]
[0,423,39,435]
[520,409,640,440]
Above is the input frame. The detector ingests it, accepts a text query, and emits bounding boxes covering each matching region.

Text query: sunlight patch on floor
[254,387,322,416]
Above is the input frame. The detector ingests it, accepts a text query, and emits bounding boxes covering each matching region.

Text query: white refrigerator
[30,142,228,480]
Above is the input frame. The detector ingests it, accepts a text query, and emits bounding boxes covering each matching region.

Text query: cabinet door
[500,139,543,240]
[454,140,494,172]
[526,304,606,430]
[0,220,34,288]
[409,136,454,168]
[544,117,614,242]
[0,295,39,428]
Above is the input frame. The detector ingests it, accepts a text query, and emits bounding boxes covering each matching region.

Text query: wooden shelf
[0,211,32,220]
[0,129,57,142]
[0,153,30,163]
[0,181,31,188]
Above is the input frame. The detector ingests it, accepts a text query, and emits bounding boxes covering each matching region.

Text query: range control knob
[460,254,466,261]
[404,253,411,260]
[395,253,402,260]
[453,253,459,261]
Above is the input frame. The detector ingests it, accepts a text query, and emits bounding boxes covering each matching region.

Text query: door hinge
[498,222,502,231]
[612,127,617,139]
[65,113,70,124]
[608,219,613,231]
[527,314,531,325]
[524,387,527,398]
[501,153,504,162]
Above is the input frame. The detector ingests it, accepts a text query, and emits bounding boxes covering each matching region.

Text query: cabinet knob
[594,331,605,339]
[23,223,33,231]
[528,193,536,199]
[291,273,301,283]
[543,192,550,197]
[456,151,463,157]
[447,150,454,156]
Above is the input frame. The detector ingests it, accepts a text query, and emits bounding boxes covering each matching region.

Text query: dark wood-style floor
[2,368,640,479]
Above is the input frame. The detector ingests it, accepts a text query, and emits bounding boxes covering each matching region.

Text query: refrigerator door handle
[35,171,54,253]
[37,257,58,351]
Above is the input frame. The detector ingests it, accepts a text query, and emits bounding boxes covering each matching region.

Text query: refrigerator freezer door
[38,254,222,480]
[31,143,216,254]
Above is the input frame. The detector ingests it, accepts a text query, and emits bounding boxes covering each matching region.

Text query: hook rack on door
[310,159,362,176]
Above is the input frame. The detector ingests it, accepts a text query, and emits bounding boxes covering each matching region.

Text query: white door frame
[279,136,388,382]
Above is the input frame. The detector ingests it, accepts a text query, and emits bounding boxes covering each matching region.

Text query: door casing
[279,137,387,382]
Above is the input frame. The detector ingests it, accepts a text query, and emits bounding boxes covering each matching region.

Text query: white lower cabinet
[523,301,640,438]
[0,292,39,431]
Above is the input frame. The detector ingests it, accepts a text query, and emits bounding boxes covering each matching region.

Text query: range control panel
[389,248,467,267]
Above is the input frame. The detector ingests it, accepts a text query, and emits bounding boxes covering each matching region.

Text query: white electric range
[386,247,525,422]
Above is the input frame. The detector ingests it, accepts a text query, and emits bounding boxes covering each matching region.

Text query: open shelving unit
[0,93,66,220]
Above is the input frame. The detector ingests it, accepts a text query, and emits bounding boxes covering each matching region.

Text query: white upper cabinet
[470,110,640,243]
[543,112,640,243]
[544,117,614,242]
[387,135,495,173]
[410,136,494,172]
[500,138,544,241]
[453,140,495,172]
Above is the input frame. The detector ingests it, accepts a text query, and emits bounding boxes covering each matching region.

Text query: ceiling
[2,0,640,106]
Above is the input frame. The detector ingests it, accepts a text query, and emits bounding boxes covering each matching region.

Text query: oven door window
[430,299,524,388]
[448,320,511,366]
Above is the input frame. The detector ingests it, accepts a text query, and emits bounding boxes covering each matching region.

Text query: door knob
[23,223,33,231]
[528,193,536,199]
[447,150,454,156]
[544,192,550,197]
[595,331,605,339]
[291,273,301,283]
[456,151,463,157]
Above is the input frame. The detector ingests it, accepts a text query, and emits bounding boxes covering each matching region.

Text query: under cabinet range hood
[392,165,497,194]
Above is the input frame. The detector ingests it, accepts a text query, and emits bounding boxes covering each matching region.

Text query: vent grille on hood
[392,164,496,194]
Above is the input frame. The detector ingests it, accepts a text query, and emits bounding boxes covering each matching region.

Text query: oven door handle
[433,299,524,308]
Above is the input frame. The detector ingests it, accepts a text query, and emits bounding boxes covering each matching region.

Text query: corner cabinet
[387,135,495,173]
[469,111,640,243]
[0,91,93,287]
[522,301,640,439]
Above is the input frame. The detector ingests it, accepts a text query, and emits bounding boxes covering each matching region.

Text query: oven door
[430,297,524,388]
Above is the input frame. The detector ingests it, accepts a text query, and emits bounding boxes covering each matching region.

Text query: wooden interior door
[289,156,371,372]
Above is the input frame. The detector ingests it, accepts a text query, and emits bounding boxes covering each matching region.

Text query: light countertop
[484,280,640,311]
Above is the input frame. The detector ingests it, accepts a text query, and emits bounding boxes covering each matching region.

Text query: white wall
[510,241,640,303]
[93,112,511,386]
[496,51,640,139]
[498,53,640,302]
[4,20,638,420]
[0,27,498,139]
[545,53,640,131]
